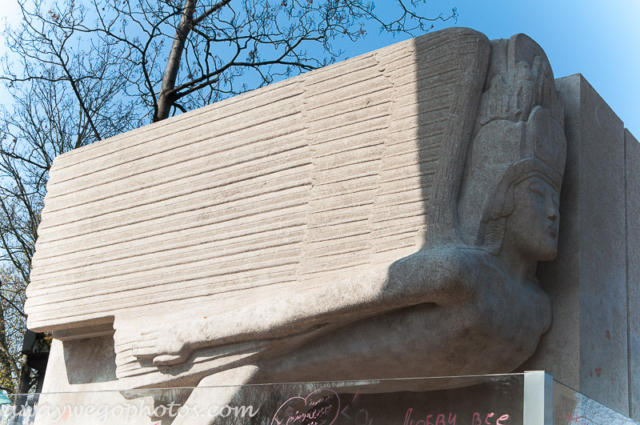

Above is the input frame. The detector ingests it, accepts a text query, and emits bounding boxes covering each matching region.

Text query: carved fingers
[152,354,189,366]
[113,325,192,372]
[130,330,164,358]
[132,330,190,364]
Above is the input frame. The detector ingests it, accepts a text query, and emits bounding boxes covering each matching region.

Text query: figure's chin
[537,245,558,262]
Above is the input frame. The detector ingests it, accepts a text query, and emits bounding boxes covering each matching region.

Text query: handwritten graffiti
[404,408,510,425]
[271,389,340,425]
[404,408,456,425]
[471,412,510,425]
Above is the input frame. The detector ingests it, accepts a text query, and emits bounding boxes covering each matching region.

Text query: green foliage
[0,266,26,393]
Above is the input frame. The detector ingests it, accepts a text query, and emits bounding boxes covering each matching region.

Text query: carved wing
[25,28,490,387]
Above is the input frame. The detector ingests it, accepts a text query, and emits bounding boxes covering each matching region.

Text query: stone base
[522,74,639,418]
[35,338,158,425]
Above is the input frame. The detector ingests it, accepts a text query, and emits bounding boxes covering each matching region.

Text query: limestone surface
[27,27,568,423]
[523,75,634,415]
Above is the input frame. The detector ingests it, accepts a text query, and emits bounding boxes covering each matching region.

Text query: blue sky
[1,0,638,136]
[348,0,640,138]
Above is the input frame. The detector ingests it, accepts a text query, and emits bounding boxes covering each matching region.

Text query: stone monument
[23,26,640,423]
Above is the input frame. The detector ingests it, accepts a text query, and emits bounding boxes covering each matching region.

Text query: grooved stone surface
[26,26,640,421]
[626,129,640,419]
[523,74,629,415]
[26,29,487,331]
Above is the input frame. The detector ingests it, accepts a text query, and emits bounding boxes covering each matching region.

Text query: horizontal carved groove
[34,185,311,261]
[304,55,379,88]
[33,210,308,276]
[27,249,304,311]
[40,146,312,230]
[45,119,308,206]
[31,225,307,284]
[37,164,312,243]
[50,80,304,172]
[28,28,490,334]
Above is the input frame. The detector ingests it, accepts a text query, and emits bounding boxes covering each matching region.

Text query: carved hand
[131,326,193,366]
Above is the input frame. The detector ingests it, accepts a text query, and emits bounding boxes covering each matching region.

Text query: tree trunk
[16,355,31,394]
[154,0,197,122]
[11,355,31,420]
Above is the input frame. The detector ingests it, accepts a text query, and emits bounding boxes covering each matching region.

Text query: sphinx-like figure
[25,28,566,425]
[110,32,566,424]
[122,112,564,375]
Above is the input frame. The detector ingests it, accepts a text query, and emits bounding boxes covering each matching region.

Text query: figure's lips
[548,227,558,238]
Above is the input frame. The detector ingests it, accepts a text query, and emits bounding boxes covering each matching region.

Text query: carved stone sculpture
[25,27,566,424]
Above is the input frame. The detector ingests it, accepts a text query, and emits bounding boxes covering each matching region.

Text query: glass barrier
[0,372,636,424]
[0,374,525,425]
[553,379,640,425]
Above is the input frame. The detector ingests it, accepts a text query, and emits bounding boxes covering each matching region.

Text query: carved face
[507,175,560,261]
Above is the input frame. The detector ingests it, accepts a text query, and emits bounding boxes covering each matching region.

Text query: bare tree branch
[0,0,456,393]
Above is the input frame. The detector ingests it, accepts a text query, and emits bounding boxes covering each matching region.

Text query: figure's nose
[546,201,558,221]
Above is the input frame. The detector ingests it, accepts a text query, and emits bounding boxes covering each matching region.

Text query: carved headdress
[457,34,567,251]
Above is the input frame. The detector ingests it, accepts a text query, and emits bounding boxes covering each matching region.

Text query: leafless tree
[4,0,457,123]
[0,59,137,394]
[0,0,456,392]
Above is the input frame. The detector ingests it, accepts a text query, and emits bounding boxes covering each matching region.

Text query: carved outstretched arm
[119,247,475,366]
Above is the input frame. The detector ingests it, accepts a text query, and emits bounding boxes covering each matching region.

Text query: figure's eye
[529,186,545,198]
